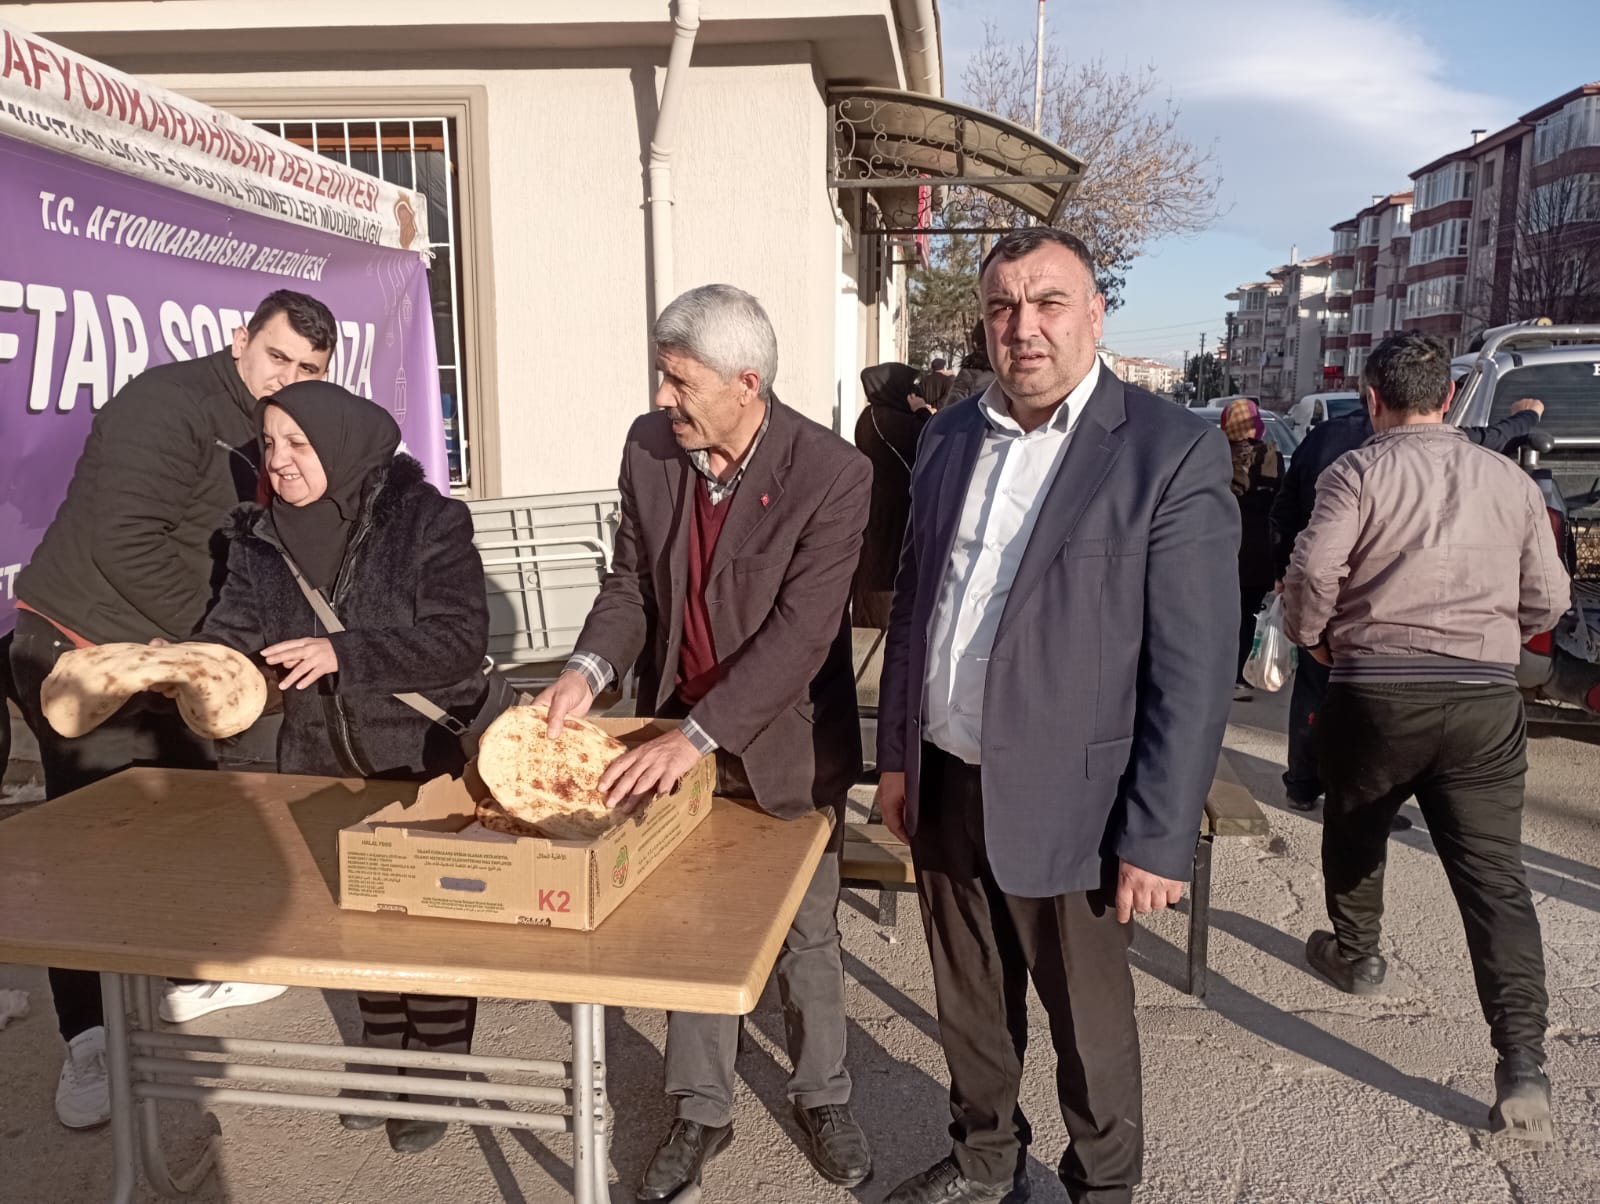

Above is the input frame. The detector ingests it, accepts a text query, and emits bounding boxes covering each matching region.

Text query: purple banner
[0,132,445,637]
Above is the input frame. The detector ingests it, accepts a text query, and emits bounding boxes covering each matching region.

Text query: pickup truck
[1451,322,1600,720]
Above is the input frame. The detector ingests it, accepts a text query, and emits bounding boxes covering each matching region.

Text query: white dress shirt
[924,360,1101,765]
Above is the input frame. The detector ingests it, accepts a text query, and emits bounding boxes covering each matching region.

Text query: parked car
[1189,405,1301,466]
[1286,390,1362,436]
[1451,321,1600,720]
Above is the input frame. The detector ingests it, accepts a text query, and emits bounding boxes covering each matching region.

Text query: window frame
[185,86,502,498]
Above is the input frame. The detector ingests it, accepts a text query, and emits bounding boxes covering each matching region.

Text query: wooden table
[0,768,830,1204]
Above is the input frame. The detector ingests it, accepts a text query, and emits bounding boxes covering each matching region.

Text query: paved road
[2,690,1597,1202]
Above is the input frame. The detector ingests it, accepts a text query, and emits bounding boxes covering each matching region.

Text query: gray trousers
[665,794,852,1127]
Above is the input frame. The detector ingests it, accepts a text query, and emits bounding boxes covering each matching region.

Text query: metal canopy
[828,87,1087,226]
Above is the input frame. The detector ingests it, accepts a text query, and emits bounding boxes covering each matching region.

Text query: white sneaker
[56,1026,111,1129]
[159,981,288,1024]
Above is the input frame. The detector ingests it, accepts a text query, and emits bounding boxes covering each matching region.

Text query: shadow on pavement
[1131,926,1487,1129]
[1227,745,1600,915]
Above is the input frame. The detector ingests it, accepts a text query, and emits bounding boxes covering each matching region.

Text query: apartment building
[1224,279,1277,399]
[1113,354,1180,395]
[1265,252,1333,407]
[1344,191,1413,380]
[1321,220,1357,386]
[1405,82,1600,350]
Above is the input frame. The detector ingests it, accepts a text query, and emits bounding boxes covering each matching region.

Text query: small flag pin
[761,493,770,507]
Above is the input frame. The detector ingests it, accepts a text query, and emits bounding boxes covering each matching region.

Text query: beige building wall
[129,52,840,497]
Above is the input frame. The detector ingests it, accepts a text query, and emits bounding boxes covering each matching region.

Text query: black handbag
[280,551,516,758]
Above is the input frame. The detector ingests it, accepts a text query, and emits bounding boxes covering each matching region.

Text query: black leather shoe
[884,1156,1013,1204]
[1489,1052,1553,1145]
[1305,930,1386,996]
[637,1118,733,1200]
[793,1103,872,1186]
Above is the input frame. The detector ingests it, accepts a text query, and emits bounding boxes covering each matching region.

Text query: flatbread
[474,798,548,838]
[475,705,627,839]
[41,642,268,740]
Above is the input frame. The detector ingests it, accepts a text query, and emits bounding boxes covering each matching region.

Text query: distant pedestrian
[912,369,953,413]
[947,319,996,406]
[853,362,931,629]
[1284,332,1569,1145]
[1221,398,1281,700]
[930,356,947,373]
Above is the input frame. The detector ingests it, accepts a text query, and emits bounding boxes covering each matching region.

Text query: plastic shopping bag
[1243,596,1295,692]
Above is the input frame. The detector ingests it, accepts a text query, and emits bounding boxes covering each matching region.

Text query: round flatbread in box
[475,706,627,839]
[41,642,268,740]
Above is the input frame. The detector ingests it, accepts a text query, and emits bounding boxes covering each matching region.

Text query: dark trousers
[1283,650,1330,803]
[663,751,851,1127]
[1,631,15,783]
[9,610,216,1039]
[1317,681,1547,1061]
[911,743,1141,1204]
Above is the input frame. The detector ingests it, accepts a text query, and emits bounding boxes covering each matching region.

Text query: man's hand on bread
[261,637,339,690]
[597,728,702,812]
[531,670,595,738]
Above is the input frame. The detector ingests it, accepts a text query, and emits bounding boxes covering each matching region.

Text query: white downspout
[896,0,943,96]
[648,0,701,318]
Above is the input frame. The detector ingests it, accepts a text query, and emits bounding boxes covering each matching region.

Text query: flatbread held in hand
[475,705,628,839]
[41,642,268,740]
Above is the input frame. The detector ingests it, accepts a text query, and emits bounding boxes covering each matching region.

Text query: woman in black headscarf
[198,380,489,1155]
[852,362,932,629]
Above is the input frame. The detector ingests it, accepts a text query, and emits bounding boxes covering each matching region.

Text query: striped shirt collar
[687,402,772,505]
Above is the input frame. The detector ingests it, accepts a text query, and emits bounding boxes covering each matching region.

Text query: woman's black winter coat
[201,455,489,781]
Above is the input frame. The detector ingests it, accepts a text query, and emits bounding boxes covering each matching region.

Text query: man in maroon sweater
[535,284,874,1199]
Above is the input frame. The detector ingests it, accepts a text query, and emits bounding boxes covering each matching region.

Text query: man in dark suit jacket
[535,284,874,1200]
[876,231,1239,1204]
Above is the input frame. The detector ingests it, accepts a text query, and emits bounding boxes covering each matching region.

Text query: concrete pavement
[2,690,1598,1202]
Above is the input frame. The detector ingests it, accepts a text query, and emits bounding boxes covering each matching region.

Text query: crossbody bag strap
[279,550,468,735]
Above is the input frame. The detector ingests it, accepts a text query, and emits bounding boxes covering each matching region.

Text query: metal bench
[841,756,1269,998]
[466,490,620,692]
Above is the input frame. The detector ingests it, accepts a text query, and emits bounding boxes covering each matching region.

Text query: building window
[254,118,472,487]
[1405,275,1467,318]
[1415,161,1476,211]
[1393,204,1413,237]
[1482,159,1497,192]
[1353,303,1374,334]
[1334,228,1357,254]
[1359,216,1380,246]
[1535,95,1600,165]
[1528,174,1600,233]
[1348,347,1368,379]
[1478,217,1494,248]
[1409,218,1471,266]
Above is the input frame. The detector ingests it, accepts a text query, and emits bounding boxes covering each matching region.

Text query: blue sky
[940,0,1599,366]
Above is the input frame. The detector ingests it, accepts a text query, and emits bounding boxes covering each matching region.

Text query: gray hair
[652,284,778,401]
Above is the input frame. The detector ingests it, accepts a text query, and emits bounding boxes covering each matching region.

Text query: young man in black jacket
[1267,395,1544,810]
[8,289,336,1130]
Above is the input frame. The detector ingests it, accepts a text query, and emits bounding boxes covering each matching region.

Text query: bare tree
[1510,173,1600,324]
[908,25,1223,359]
[1465,172,1600,337]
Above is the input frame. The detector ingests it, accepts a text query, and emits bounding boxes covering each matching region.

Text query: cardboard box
[338,718,715,930]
